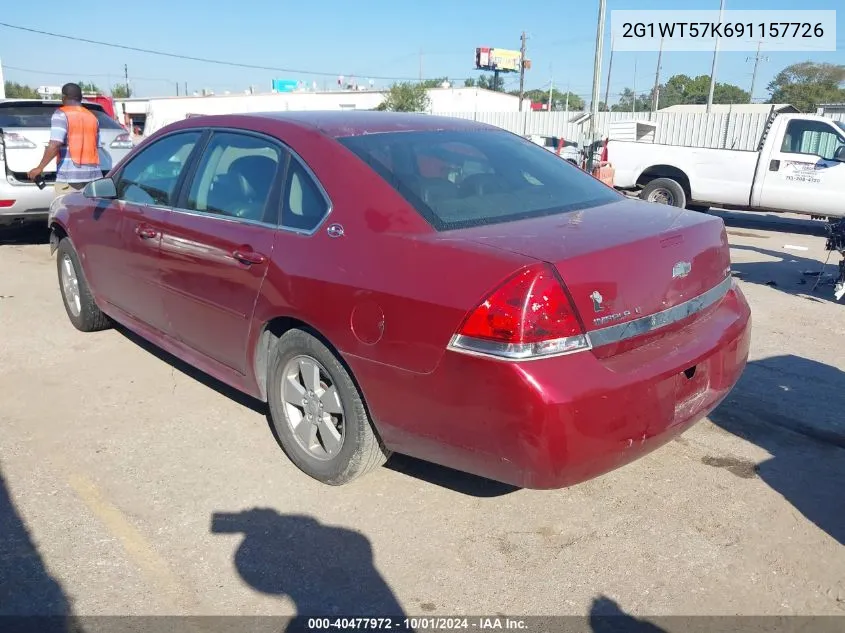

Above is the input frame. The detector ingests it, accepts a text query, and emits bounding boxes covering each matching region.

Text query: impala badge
[590,290,605,313]
[673,261,692,279]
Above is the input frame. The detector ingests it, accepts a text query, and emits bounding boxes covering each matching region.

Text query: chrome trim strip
[447,333,592,362]
[587,276,733,349]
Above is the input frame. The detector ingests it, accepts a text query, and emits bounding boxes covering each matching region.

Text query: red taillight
[450,263,590,360]
[0,200,15,208]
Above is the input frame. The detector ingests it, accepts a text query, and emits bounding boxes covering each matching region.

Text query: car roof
[184,111,501,138]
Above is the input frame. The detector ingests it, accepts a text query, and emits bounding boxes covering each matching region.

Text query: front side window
[339,130,619,231]
[781,120,845,161]
[116,131,202,206]
[185,132,281,224]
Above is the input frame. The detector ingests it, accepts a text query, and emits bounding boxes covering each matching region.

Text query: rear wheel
[641,178,687,209]
[267,329,390,485]
[56,238,111,332]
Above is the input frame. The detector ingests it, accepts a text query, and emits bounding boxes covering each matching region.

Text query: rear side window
[0,103,122,129]
[282,159,330,232]
[339,130,619,231]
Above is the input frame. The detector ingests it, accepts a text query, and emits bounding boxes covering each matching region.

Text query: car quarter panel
[343,284,751,488]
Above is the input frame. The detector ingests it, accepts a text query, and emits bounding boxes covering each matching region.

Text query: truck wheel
[641,178,687,209]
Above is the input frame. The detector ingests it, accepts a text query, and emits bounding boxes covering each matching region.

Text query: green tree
[419,77,449,89]
[464,78,476,87]
[77,81,102,94]
[111,84,133,99]
[4,81,39,99]
[654,74,750,108]
[611,88,652,112]
[476,73,504,92]
[767,61,845,112]
[377,82,430,112]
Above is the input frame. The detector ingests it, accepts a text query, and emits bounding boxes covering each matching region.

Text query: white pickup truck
[608,112,845,219]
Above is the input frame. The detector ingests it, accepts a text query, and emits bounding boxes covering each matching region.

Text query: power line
[3,63,176,83]
[0,21,454,82]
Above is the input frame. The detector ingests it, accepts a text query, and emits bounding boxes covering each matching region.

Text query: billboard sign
[272,79,298,93]
[475,47,521,73]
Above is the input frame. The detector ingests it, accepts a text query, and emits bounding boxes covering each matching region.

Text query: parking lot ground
[1,211,844,619]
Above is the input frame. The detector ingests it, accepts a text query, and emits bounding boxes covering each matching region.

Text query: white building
[117,87,530,137]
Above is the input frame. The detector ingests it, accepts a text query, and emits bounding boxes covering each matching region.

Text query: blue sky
[1,0,842,104]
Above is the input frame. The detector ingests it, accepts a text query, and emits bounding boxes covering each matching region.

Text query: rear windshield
[338,130,618,231]
[0,103,123,130]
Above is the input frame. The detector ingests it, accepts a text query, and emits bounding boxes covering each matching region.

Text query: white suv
[0,99,135,229]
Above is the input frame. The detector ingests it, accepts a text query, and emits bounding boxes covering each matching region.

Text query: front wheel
[267,329,391,485]
[56,238,111,332]
[640,178,687,209]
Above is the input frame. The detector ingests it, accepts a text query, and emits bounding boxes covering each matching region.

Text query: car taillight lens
[1,132,37,150]
[449,263,590,360]
[110,133,134,149]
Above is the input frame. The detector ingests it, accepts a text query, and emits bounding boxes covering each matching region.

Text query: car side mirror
[84,177,118,199]
[834,146,845,163]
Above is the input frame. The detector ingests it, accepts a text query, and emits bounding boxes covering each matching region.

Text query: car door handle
[136,225,158,239]
[769,159,781,172]
[232,249,267,265]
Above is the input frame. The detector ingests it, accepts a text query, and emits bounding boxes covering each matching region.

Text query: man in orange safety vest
[28,83,102,196]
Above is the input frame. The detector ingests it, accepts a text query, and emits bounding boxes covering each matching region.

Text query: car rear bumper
[346,282,751,489]
[0,179,54,226]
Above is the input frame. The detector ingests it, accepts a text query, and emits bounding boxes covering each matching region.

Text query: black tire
[687,204,710,213]
[640,178,687,209]
[267,329,390,485]
[56,238,111,332]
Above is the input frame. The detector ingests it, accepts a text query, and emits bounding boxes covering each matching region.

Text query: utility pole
[518,31,527,112]
[706,0,726,113]
[632,58,637,114]
[548,64,554,111]
[419,48,423,82]
[588,0,607,171]
[746,41,768,103]
[652,37,664,112]
[124,64,129,95]
[603,37,614,113]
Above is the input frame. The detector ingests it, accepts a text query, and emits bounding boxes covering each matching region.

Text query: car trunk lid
[450,198,731,336]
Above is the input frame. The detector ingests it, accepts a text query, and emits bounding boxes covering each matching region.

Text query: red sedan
[49,112,751,489]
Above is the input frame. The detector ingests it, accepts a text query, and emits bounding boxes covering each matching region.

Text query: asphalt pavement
[0,211,843,621]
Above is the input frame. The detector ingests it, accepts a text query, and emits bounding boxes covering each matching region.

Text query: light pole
[588,0,607,171]
[706,0,726,113]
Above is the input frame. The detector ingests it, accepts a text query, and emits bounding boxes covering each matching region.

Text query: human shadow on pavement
[0,463,82,631]
[211,509,405,628]
[728,243,841,302]
[708,355,845,546]
[589,596,667,632]
[118,326,518,497]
